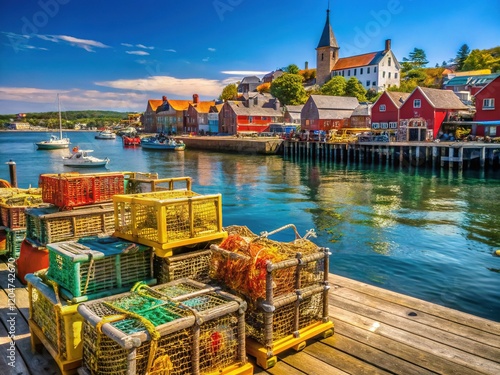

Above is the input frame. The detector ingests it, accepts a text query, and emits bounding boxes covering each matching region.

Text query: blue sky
[0,0,499,114]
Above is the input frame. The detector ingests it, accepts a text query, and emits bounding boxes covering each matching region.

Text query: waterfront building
[301,95,359,132]
[350,102,372,129]
[284,105,303,125]
[473,75,500,137]
[219,92,282,135]
[143,99,164,133]
[371,91,411,133]
[208,104,224,134]
[186,95,216,134]
[316,9,400,91]
[398,87,469,141]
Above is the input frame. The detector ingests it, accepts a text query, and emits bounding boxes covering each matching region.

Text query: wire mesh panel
[77,279,250,375]
[113,190,226,255]
[125,175,191,194]
[46,235,155,302]
[6,227,26,258]
[153,249,212,284]
[25,204,115,246]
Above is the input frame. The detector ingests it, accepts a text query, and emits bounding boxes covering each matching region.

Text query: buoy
[494,249,500,257]
[72,146,79,153]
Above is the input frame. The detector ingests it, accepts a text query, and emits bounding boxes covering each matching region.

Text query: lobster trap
[39,172,125,209]
[46,235,155,303]
[113,190,227,257]
[77,278,253,375]
[125,175,192,194]
[25,204,115,246]
[26,272,84,374]
[153,248,212,284]
[6,227,26,258]
[0,188,43,228]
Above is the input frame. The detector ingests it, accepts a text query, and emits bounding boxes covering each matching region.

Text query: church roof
[332,51,383,70]
[317,9,338,49]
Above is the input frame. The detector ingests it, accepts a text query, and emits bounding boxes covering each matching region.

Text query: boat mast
[58,93,62,139]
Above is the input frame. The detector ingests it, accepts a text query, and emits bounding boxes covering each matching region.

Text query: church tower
[316,8,339,85]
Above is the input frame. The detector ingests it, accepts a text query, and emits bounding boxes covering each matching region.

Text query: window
[381,122,388,129]
[372,123,380,129]
[374,67,377,73]
[367,67,370,74]
[348,70,351,76]
[395,73,398,79]
[389,122,398,129]
[388,72,391,79]
[483,98,495,109]
[388,57,392,66]
[321,53,324,61]
[354,68,357,75]
[372,82,376,86]
[360,68,363,74]
[414,99,421,108]
[379,104,386,112]
[248,116,253,123]
[382,71,386,78]
[366,80,370,87]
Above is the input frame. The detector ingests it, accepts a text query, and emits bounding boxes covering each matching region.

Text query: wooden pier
[284,140,500,170]
[2,259,499,375]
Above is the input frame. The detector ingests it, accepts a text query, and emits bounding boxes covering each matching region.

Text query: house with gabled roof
[301,95,359,132]
[316,8,400,91]
[398,87,469,141]
[155,96,193,134]
[371,91,411,132]
[284,105,303,124]
[350,103,372,129]
[142,99,164,132]
[185,94,216,134]
[208,103,224,134]
[219,93,282,135]
[237,76,262,93]
[473,75,500,137]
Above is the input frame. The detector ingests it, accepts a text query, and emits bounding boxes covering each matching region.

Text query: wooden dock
[1,259,500,375]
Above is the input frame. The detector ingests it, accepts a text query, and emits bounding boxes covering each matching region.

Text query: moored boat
[123,135,141,146]
[36,94,70,150]
[62,149,109,167]
[95,130,116,140]
[140,135,185,151]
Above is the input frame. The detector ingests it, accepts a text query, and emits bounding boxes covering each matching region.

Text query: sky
[0,0,499,115]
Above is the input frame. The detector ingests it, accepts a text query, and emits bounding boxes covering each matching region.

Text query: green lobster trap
[25,204,115,246]
[46,235,155,303]
[77,279,253,375]
[6,227,26,258]
[113,190,227,257]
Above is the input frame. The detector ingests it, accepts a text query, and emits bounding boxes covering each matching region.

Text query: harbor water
[1,131,499,322]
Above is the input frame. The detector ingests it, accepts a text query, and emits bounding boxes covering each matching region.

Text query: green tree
[320,76,347,96]
[283,64,300,75]
[345,78,367,102]
[462,49,496,71]
[455,44,470,70]
[366,88,382,103]
[270,73,307,105]
[402,48,428,72]
[219,83,238,101]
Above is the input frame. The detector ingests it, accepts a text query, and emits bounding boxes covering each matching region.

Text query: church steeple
[316,6,340,85]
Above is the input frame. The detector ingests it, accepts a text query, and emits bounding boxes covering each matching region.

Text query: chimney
[384,39,391,52]
[193,94,199,104]
[162,95,167,102]
[305,61,309,70]
[274,98,280,111]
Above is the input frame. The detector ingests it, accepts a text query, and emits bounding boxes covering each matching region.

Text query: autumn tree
[345,77,367,102]
[455,44,470,70]
[320,76,347,96]
[219,83,238,101]
[462,49,496,71]
[256,82,271,93]
[270,73,307,105]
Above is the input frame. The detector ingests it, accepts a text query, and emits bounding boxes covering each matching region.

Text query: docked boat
[123,135,141,146]
[95,130,116,140]
[62,149,109,167]
[36,94,70,150]
[140,135,186,151]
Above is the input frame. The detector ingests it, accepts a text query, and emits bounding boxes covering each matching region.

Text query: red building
[399,87,468,141]
[371,91,410,133]
[473,75,500,137]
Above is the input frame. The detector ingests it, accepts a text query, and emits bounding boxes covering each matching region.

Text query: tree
[402,48,428,72]
[462,49,496,71]
[455,44,470,70]
[219,83,238,101]
[270,73,307,105]
[283,64,300,75]
[345,78,367,102]
[320,76,347,96]
[256,82,271,93]
[366,88,382,103]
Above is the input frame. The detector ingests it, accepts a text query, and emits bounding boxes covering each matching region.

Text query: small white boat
[95,130,116,140]
[36,94,70,150]
[63,149,109,168]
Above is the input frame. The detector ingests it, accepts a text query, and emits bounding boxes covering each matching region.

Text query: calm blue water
[1,131,500,322]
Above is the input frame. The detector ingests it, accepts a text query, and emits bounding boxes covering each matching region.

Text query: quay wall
[176,135,284,155]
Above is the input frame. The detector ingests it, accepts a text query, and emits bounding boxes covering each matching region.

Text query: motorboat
[62,149,109,168]
[95,130,116,140]
[123,135,141,146]
[36,94,70,150]
[140,135,186,151]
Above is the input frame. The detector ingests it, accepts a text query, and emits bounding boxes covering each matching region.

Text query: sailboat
[36,94,70,150]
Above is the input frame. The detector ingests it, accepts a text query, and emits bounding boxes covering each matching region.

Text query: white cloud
[35,34,109,52]
[95,75,225,98]
[221,70,269,76]
[208,47,216,52]
[136,44,154,50]
[126,50,150,56]
[121,43,133,47]
[165,49,177,53]
[202,57,210,62]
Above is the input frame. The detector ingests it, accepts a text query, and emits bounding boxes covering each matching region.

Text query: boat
[36,94,70,150]
[140,135,186,151]
[123,135,141,146]
[95,130,116,140]
[62,149,109,167]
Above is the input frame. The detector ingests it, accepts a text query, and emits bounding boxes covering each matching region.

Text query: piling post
[449,147,454,169]
[6,160,17,188]
[480,147,486,168]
